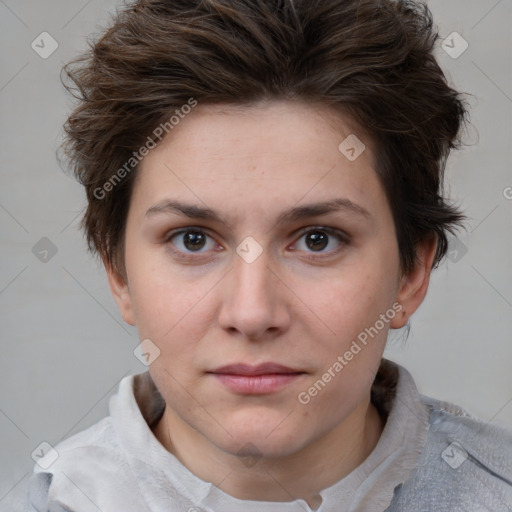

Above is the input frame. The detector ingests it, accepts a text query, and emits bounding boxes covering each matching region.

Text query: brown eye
[167,229,217,254]
[182,231,207,251]
[304,231,329,251]
[291,227,349,258]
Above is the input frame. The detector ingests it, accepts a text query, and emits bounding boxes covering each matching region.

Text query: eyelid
[163,226,215,244]
[293,225,350,243]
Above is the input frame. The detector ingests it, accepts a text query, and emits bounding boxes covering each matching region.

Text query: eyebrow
[145,198,371,225]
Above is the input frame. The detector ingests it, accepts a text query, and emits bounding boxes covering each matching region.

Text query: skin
[107,100,437,506]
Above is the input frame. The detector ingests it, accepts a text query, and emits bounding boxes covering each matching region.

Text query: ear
[390,235,438,329]
[104,261,136,326]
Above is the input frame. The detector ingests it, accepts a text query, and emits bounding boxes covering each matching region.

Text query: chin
[224,436,304,461]
[211,416,309,460]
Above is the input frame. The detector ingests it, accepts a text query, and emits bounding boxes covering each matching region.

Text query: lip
[211,363,303,376]
[208,363,306,394]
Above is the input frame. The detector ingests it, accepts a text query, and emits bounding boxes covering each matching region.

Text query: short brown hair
[60,0,469,277]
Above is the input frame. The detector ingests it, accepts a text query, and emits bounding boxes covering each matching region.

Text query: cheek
[125,253,208,342]
[297,247,399,398]
[295,274,392,421]
[312,262,397,342]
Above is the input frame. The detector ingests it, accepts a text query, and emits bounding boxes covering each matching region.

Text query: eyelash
[163,226,350,262]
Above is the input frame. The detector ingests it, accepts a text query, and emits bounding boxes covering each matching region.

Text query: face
[108,100,427,460]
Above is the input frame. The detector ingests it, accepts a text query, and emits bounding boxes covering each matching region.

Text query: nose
[217,247,291,341]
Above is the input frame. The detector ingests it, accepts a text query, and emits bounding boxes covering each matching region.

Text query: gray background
[1,0,511,509]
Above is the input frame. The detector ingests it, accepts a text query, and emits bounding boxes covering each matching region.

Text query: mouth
[207,362,306,394]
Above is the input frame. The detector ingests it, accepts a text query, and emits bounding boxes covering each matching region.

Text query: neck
[153,396,384,507]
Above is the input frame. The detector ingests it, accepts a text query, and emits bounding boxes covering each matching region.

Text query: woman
[26,0,512,510]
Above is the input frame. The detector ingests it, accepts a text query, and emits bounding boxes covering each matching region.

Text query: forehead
[131,100,384,224]
[145,100,373,164]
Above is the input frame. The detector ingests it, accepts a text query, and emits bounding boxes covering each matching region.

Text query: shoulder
[390,394,512,511]
[425,395,512,474]
[27,416,147,512]
[26,371,158,512]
